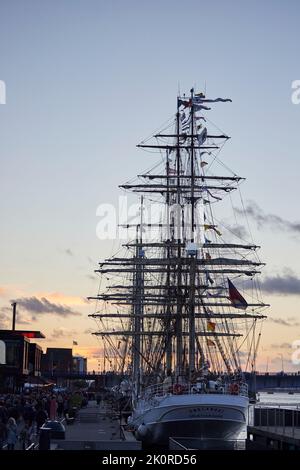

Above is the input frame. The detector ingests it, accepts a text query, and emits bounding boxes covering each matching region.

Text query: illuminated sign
[0,330,45,339]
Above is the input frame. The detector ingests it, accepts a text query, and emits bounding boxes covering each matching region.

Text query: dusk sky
[1,0,300,372]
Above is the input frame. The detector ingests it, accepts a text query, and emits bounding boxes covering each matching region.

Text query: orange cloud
[36,292,89,307]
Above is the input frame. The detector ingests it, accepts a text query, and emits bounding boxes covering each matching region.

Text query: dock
[52,400,141,450]
[247,405,300,450]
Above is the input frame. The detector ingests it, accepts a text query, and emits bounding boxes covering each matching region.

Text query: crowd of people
[0,388,86,450]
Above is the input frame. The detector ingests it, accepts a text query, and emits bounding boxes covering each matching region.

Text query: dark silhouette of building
[29,343,43,377]
[0,330,45,391]
[42,348,73,375]
[73,355,87,374]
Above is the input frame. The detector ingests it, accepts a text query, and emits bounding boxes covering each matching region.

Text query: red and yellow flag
[207,321,216,332]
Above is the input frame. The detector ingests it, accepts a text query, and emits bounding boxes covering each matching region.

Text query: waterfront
[258,392,300,408]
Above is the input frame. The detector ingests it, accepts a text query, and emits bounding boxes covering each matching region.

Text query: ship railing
[143,381,248,399]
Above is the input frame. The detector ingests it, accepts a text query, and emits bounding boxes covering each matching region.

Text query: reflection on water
[258,392,300,408]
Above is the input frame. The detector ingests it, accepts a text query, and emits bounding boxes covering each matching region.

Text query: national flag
[73,340,78,346]
[206,339,215,347]
[207,321,216,332]
[228,278,248,310]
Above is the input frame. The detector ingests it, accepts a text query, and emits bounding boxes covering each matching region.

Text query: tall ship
[88,88,268,445]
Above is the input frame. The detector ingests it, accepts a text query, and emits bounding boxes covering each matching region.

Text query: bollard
[39,427,51,450]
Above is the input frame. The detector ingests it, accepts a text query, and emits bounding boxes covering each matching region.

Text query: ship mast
[132,196,144,399]
[188,88,196,378]
[175,95,183,378]
[88,88,268,383]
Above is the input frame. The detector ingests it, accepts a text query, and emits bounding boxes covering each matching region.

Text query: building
[0,330,45,392]
[42,348,73,375]
[28,343,43,377]
[73,355,87,374]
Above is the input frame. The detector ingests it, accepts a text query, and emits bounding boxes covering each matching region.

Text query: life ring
[230,383,239,395]
[173,383,183,395]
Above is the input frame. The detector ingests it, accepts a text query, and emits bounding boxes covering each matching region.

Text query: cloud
[259,273,300,296]
[235,201,300,235]
[271,343,292,350]
[51,328,77,338]
[227,224,247,239]
[0,305,34,327]
[268,317,300,327]
[64,248,74,257]
[0,309,10,328]
[37,292,88,306]
[11,296,82,318]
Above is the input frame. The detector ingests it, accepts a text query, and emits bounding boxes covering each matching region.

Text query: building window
[5,341,20,367]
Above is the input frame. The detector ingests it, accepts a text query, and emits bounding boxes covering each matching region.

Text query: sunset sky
[1,0,300,372]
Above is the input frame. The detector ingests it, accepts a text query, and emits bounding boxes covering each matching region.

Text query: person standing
[36,406,48,432]
[6,417,17,450]
[57,394,64,418]
[49,396,57,421]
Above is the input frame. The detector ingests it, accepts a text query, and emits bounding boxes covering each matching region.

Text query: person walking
[6,417,18,450]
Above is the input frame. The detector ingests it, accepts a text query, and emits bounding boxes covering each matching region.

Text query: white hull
[130,393,248,445]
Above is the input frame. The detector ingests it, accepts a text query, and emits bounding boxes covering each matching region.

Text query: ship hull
[131,393,248,445]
